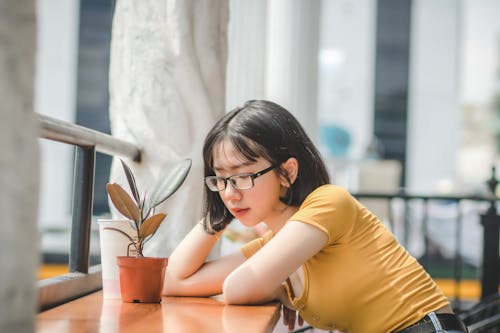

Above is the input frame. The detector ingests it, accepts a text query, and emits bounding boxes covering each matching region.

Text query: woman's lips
[232,208,249,218]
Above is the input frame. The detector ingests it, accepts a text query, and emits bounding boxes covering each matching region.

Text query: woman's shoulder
[298,184,356,214]
[293,184,357,244]
[304,184,352,201]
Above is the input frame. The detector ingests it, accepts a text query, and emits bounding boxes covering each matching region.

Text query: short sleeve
[289,185,357,245]
[240,230,274,258]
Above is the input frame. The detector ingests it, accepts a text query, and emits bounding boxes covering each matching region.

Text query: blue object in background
[320,124,352,157]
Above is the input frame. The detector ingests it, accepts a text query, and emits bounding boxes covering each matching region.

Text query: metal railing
[37,114,141,310]
[352,170,499,311]
[36,113,500,317]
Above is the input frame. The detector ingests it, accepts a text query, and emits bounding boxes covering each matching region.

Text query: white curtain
[109,0,229,256]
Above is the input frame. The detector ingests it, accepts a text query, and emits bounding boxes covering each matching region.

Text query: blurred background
[36,0,499,302]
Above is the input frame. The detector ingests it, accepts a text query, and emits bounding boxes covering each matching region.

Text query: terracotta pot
[116,256,168,303]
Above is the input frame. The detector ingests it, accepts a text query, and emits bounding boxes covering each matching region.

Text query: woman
[164,100,468,333]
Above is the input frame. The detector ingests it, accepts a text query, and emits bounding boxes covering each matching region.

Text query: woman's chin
[237,217,260,228]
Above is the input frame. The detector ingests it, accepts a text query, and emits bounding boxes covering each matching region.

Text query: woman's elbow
[163,271,182,296]
[162,270,195,296]
[165,260,196,281]
[222,274,273,305]
[222,276,245,304]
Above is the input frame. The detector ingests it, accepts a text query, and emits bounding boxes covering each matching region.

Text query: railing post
[69,146,95,273]
[480,166,500,300]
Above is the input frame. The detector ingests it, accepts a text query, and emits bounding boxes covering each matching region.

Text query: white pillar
[225,0,268,110]
[266,0,321,142]
[109,0,229,256]
[0,1,39,332]
[457,0,500,187]
[317,0,376,159]
[36,0,79,231]
[407,0,461,192]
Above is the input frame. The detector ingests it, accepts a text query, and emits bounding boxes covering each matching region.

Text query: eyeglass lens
[207,175,253,191]
[205,164,276,192]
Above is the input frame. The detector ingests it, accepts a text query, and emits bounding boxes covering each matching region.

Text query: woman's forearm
[223,269,289,305]
[167,220,223,279]
[164,221,246,297]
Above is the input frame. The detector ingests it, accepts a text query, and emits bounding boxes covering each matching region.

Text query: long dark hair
[202,100,330,232]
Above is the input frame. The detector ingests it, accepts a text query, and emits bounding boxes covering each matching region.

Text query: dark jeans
[396,312,468,333]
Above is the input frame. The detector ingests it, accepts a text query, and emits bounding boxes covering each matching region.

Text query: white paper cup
[98,219,136,299]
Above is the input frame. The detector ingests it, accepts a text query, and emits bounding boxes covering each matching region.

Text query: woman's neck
[265,204,299,235]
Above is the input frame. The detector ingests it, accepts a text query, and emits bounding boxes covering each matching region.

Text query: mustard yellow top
[241,185,449,333]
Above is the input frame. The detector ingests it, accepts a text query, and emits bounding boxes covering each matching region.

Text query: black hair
[202,100,330,232]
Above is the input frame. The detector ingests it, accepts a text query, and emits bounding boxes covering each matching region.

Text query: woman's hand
[282,303,304,331]
[274,284,304,331]
[164,220,245,297]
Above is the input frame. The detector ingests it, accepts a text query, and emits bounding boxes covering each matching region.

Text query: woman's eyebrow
[213,162,253,173]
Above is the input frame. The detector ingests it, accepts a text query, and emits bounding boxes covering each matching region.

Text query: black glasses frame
[204,164,277,192]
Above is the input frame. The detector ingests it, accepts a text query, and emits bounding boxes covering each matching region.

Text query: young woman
[163,100,468,333]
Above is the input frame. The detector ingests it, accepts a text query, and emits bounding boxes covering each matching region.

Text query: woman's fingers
[281,303,304,331]
[298,313,304,326]
[282,305,289,326]
[282,304,295,330]
[287,308,296,331]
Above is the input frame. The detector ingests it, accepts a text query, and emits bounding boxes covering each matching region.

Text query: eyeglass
[205,164,277,192]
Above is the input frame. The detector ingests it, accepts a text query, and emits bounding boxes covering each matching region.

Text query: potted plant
[105,158,192,303]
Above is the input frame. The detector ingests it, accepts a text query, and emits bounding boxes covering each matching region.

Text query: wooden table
[36,291,281,333]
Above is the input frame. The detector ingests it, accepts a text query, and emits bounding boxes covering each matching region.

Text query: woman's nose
[222,180,241,201]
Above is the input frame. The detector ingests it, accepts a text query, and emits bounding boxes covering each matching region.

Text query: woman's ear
[280,157,298,186]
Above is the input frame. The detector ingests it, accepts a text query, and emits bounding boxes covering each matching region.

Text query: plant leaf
[120,159,140,205]
[142,191,157,222]
[106,183,141,223]
[141,191,149,220]
[103,227,135,243]
[148,159,192,209]
[139,213,166,239]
